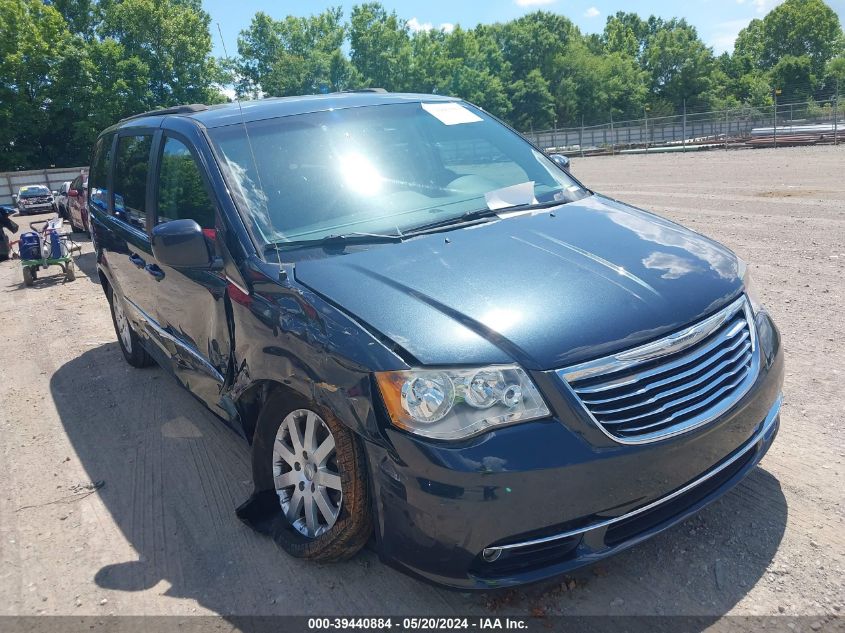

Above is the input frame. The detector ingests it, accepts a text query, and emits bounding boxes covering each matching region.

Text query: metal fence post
[610,111,614,155]
[579,115,584,158]
[835,85,839,146]
[682,100,687,152]
[725,108,729,151]
[773,91,778,149]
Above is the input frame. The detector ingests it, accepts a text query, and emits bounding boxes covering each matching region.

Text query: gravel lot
[0,146,842,626]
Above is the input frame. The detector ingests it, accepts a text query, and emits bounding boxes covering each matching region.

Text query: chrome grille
[557,295,759,444]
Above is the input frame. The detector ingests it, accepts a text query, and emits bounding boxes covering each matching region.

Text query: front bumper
[18,203,53,214]
[367,319,783,589]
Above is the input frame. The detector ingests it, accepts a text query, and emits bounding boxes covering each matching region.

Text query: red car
[66,174,91,234]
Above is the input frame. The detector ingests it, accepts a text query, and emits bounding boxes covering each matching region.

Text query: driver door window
[156,137,215,230]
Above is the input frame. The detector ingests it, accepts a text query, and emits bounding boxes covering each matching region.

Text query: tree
[769,55,817,101]
[509,69,555,130]
[759,0,845,77]
[98,0,221,107]
[603,12,651,60]
[494,11,576,81]
[236,8,358,96]
[349,3,411,90]
[642,19,715,110]
[0,0,70,169]
[50,0,98,39]
[827,56,845,94]
[405,26,511,118]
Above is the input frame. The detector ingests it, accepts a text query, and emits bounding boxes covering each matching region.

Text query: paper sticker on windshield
[422,102,483,125]
[485,181,537,211]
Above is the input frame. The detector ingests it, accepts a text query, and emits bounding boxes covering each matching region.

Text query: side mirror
[549,154,571,172]
[52,191,59,197]
[11,195,18,204]
[152,219,214,269]
[68,189,79,197]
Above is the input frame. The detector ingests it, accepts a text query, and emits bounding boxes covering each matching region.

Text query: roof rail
[337,88,388,94]
[119,103,209,123]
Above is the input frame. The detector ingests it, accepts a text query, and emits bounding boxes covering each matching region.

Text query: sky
[204,0,845,59]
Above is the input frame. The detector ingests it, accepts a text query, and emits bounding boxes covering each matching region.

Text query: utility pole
[682,99,687,153]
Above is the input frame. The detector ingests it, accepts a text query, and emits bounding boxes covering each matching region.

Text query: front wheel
[108,287,154,367]
[22,266,34,286]
[250,392,372,561]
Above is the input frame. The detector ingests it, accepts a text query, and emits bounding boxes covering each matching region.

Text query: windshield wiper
[267,231,403,252]
[404,208,500,235]
[405,200,565,236]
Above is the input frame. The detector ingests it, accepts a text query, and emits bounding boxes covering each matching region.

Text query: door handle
[145,263,165,281]
[128,253,145,268]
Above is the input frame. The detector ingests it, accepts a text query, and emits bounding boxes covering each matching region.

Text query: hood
[294,195,743,370]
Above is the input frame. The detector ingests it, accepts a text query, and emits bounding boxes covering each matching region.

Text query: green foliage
[349,3,411,90]
[1,0,844,171]
[0,0,221,171]
[235,8,359,97]
[757,0,845,76]
[509,69,555,130]
[826,56,845,92]
[642,19,715,108]
[769,55,817,100]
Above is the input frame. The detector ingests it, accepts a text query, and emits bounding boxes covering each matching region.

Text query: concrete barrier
[1,167,87,207]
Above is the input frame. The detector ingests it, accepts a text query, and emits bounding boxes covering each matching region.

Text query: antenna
[216,22,284,277]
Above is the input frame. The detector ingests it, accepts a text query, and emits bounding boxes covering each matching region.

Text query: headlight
[738,258,763,314]
[375,365,550,440]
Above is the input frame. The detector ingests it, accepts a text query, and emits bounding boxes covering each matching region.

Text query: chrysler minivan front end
[95,93,783,590]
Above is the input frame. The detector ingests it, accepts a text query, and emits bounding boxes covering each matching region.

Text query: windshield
[20,186,50,198]
[208,101,588,250]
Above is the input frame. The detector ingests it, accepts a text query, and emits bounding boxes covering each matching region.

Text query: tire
[248,390,372,562]
[108,287,154,368]
[22,266,34,286]
[65,262,76,282]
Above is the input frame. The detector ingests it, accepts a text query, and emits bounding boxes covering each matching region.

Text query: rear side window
[89,134,113,213]
[156,137,215,229]
[113,134,153,230]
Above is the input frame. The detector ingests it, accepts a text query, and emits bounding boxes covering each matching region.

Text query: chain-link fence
[523,95,844,156]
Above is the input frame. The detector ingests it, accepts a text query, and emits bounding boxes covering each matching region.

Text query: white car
[15,185,56,215]
[55,181,72,219]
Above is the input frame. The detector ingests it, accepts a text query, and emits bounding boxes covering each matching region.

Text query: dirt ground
[0,146,842,625]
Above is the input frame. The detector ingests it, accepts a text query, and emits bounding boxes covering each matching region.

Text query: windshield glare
[208,102,588,249]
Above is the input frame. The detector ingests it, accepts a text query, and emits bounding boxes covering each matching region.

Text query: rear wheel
[108,287,154,367]
[22,266,34,286]
[250,391,371,561]
[65,262,76,282]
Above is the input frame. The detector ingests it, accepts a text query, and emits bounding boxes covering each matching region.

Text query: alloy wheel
[272,409,342,538]
[112,295,132,352]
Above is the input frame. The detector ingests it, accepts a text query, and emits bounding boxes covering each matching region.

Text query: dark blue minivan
[89,93,783,589]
